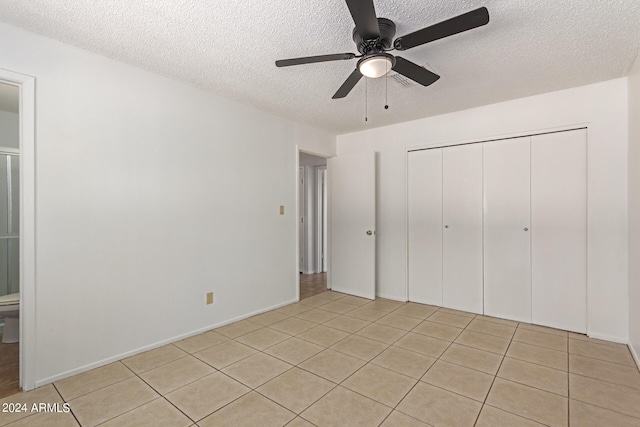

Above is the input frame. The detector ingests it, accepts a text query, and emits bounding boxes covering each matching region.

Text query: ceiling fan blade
[276,53,356,67]
[392,57,440,86]
[332,69,363,99]
[345,0,380,40]
[394,7,489,51]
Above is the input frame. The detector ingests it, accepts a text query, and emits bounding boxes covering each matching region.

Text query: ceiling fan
[275,1,489,99]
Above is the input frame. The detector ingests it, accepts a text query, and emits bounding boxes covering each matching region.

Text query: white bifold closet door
[483,137,532,322]
[407,149,443,305]
[531,130,587,333]
[442,144,483,314]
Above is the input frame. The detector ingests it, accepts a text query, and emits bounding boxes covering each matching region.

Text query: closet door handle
[445,225,449,228]
[524,227,528,231]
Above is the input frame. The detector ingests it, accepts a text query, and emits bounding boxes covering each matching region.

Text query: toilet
[0,293,19,343]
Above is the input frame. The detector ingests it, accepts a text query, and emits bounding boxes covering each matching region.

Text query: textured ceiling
[0,0,639,134]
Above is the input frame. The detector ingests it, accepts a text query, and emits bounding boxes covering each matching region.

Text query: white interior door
[442,144,483,314]
[483,138,532,322]
[408,149,443,305]
[531,129,587,333]
[328,151,376,299]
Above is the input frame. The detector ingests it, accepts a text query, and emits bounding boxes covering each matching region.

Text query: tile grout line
[566,350,639,369]
[51,382,82,427]
[248,294,380,425]
[215,322,348,422]
[252,304,440,425]
[131,366,201,426]
[388,307,473,423]
[503,353,565,372]
[56,363,149,423]
[252,375,336,423]
[478,402,548,426]
[412,313,584,426]
[140,329,318,426]
[470,315,511,427]
[491,327,573,421]
[568,369,640,391]
[102,362,171,425]
[491,371,570,399]
[568,334,632,349]
[188,368,278,424]
[55,361,137,400]
[126,353,193,378]
[469,324,556,427]
[567,395,640,422]
[192,374,253,424]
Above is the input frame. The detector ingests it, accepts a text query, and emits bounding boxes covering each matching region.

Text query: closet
[407,128,587,332]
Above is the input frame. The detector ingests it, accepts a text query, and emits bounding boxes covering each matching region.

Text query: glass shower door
[0,153,19,297]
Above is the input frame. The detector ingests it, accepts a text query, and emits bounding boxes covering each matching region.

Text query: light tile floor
[2,291,640,426]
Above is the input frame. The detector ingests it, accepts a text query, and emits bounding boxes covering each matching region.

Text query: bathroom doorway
[0,82,20,398]
[0,69,35,393]
[298,151,328,299]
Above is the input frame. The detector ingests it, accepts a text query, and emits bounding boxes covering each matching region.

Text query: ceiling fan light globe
[359,56,393,78]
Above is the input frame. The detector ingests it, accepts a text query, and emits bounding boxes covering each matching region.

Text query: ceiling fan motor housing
[352,18,396,54]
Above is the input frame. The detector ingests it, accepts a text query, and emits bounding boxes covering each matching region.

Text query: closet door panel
[408,149,443,305]
[483,138,531,322]
[442,144,483,314]
[531,129,587,333]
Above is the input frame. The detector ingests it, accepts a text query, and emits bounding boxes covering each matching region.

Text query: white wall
[0,22,336,386]
[628,54,640,364]
[0,110,19,148]
[337,78,629,342]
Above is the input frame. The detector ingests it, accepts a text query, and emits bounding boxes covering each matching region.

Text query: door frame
[0,68,36,391]
[296,147,331,298]
[315,165,327,273]
[298,165,305,274]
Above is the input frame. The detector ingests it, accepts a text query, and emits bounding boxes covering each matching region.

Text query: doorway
[0,69,36,393]
[0,82,20,398]
[298,151,328,299]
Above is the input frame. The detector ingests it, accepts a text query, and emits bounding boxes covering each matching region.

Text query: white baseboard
[376,293,407,302]
[34,298,298,388]
[586,331,628,344]
[629,342,640,370]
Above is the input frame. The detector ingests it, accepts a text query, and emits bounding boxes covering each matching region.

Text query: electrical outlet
[206,292,214,305]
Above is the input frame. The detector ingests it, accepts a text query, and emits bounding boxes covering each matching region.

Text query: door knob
[366,230,374,236]
[445,225,449,228]
[524,228,528,231]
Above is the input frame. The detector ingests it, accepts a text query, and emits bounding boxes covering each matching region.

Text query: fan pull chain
[365,77,368,122]
[385,62,389,110]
